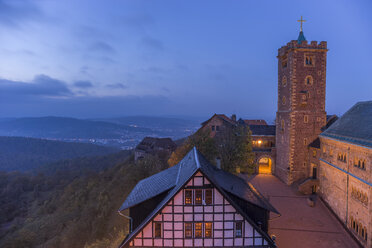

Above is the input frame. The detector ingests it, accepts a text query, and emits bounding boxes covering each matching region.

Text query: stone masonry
[276,39,328,185]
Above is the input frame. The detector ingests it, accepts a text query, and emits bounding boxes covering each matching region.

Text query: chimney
[231,114,236,122]
[215,157,221,169]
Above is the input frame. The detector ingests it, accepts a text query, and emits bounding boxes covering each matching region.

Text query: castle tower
[275,18,328,185]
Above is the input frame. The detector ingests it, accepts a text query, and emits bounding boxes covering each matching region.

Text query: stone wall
[319,137,371,247]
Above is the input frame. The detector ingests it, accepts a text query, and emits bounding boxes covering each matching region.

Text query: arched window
[282,76,287,86]
[362,160,365,169]
[305,75,313,86]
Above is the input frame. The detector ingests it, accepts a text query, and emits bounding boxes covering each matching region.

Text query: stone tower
[275,25,328,185]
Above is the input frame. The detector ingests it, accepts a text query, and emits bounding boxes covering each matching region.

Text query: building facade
[119,148,278,248]
[318,101,372,248]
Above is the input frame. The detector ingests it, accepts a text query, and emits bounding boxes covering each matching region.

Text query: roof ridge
[193,146,201,169]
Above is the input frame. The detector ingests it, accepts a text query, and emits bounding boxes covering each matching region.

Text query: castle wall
[319,137,371,247]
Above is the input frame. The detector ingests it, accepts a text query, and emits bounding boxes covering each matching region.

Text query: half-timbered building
[118,147,279,247]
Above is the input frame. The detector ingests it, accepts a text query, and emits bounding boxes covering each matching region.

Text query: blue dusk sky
[0,0,371,121]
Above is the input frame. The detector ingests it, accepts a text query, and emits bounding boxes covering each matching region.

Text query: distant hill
[0,116,151,139]
[0,136,119,171]
[95,115,199,136]
[0,116,199,149]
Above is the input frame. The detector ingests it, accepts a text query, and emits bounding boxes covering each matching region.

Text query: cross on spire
[297,16,306,32]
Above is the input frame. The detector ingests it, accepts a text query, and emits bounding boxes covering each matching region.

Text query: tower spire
[297,16,307,44]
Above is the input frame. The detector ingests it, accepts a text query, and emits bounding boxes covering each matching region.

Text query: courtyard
[246,174,360,248]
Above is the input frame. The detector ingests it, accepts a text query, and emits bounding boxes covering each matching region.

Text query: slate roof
[119,147,278,248]
[249,125,276,136]
[135,137,176,152]
[244,119,268,125]
[320,101,372,148]
[297,31,306,44]
[308,137,321,149]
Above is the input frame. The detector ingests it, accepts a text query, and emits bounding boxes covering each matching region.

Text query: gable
[125,171,273,247]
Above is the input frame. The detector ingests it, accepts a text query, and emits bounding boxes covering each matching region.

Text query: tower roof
[297,31,307,44]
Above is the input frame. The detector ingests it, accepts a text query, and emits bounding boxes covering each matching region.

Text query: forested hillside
[0,136,119,171]
[0,150,168,248]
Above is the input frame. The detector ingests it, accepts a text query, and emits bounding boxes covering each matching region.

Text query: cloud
[0,74,72,98]
[0,93,172,118]
[74,80,93,88]
[106,83,127,89]
[0,0,42,28]
[140,36,164,50]
[89,41,115,54]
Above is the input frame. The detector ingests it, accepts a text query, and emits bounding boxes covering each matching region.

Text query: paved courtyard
[246,174,360,248]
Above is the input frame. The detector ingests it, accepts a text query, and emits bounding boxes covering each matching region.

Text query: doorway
[258,157,272,174]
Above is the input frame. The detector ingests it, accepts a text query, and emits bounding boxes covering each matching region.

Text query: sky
[0,0,371,121]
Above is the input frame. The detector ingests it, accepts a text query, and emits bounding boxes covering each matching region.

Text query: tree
[168,129,218,166]
[215,124,255,174]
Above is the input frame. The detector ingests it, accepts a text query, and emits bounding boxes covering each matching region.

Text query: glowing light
[258,140,262,144]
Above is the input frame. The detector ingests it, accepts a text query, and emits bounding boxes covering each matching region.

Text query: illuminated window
[205,189,213,205]
[329,149,333,157]
[304,138,308,145]
[282,96,286,105]
[235,221,243,237]
[185,190,192,205]
[185,223,192,238]
[195,223,202,238]
[282,76,287,86]
[305,75,313,85]
[154,222,162,238]
[195,189,202,205]
[205,223,212,238]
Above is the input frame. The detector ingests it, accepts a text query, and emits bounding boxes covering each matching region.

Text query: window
[235,221,243,237]
[195,189,202,205]
[329,149,333,157]
[304,138,308,146]
[305,75,313,85]
[185,223,193,238]
[216,126,220,131]
[317,117,321,122]
[282,76,287,86]
[304,115,309,123]
[185,190,192,205]
[305,55,314,66]
[313,150,317,157]
[205,189,213,205]
[211,125,215,131]
[154,222,162,238]
[195,223,202,238]
[282,96,286,105]
[205,223,212,238]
